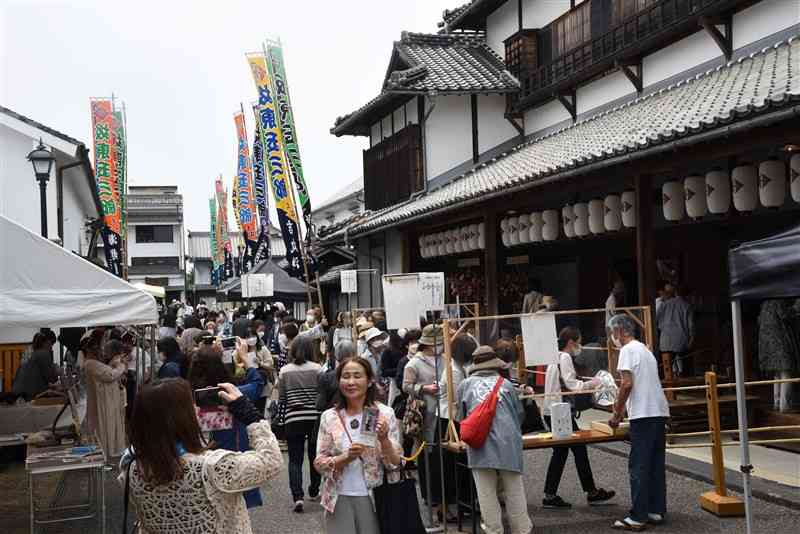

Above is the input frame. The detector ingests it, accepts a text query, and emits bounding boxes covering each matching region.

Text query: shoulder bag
[460,376,503,449]
[401,391,425,443]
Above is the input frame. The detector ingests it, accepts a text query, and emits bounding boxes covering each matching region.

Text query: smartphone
[220,336,237,350]
[199,334,216,345]
[194,386,223,407]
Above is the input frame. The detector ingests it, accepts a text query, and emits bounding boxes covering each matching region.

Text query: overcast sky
[1,0,454,231]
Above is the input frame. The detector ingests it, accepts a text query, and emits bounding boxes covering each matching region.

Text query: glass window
[135,225,173,243]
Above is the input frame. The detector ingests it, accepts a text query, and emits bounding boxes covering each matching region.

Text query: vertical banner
[210,197,220,287]
[265,41,313,234]
[251,110,272,264]
[234,112,259,241]
[247,53,304,279]
[112,109,127,240]
[90,99,123,277]
[232,175,242,231]
[215,178,234,281]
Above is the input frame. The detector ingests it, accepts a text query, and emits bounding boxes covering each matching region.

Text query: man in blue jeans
[609,315,670,531]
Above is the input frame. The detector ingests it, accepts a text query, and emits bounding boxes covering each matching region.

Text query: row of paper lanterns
[500,191,637,246]
[419,223,486,258]
[663,156,800,220]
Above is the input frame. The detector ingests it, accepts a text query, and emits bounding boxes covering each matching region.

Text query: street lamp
[27,139,56,238]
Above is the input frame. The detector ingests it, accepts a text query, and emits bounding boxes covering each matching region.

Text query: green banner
[265,40,312,234]
[210,197,218,270]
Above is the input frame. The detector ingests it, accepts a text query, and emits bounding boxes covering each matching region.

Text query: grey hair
[608,314,637,337]
[334,340,357,362]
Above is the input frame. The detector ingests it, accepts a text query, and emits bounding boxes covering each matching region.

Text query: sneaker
[542,495,572,509]
[647,513,664,524]
[293,500,304,513]
[612,517,646,531]
[307,491,320,502]
[587,488,616,505]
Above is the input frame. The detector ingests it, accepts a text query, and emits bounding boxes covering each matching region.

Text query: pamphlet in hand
[354,406,380,447]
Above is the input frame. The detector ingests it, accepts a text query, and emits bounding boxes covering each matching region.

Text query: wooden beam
[616,59,643,94]
[635,174,655,307]
[555,89,577,122]
[483,211,499,343]
[699,16,732,60]
[517,0,523,31]
[471,94,479,164]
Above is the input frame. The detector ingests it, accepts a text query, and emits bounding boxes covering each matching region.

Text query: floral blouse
[314,402,402,513]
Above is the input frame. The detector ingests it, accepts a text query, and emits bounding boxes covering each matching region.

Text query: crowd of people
[9,297,669,534]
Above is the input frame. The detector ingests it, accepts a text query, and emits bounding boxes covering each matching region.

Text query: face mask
[306,315,316,325]
[612,335,622,349]
[572,345,582,356]
[278,333,288,349]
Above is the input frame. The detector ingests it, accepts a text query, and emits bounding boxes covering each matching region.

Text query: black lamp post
[27,139,56,238]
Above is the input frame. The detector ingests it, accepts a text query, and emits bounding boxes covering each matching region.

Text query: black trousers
[544,416,597,495]
[419,418,470,508]
[286,420,321,500]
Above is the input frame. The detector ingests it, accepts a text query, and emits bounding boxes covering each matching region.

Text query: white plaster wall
[577,69,635,116]
[382,115,392,140]
[128,224,180,260]
[370,123,380,147]
[0,124,59,238]
[477,94,518,154]
[384,228,404,275]
[522,0,571,28]
[643,29,720,87]
[733,0,800,49]
[393,106,405,133]
[486,0,519,56]
[60,169,90,254]
[523,98,571,136]
[425,95,472,179]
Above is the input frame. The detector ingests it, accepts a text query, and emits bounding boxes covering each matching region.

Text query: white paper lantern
[529,212,543,242]
[705,170,730,214]
[573,202,589,236]
[468,224,479,250]
[478,222,486,249]
[662,181,685,221]
[453,227,464,253]
[460,226,471,251]
[509,216,520,246]
[604,195,622,231]
[437,232,447,256]
[759,159,786,208]
[421,236,429,258]
[621,191,636,228]
[561,205,575,238]
[426,235,435,258]
[790,154,800,202]
[684,175,707,218]
[518,215,531,244]
[589,199,605,234]
[500,218,510,248]
[447,230,458,255]
[542,210,559,241]
[732,164,757,212]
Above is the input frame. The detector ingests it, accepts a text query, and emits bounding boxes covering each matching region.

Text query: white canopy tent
[0,214,158,327]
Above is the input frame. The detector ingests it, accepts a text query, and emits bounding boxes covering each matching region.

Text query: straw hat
[468,346,506,374]
[418,324,443,347]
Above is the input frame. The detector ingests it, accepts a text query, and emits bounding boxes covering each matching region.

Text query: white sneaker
[648,513,664,524]
[293,500,304,513]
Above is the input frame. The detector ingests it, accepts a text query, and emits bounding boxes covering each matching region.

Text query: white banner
[340,270,357,294]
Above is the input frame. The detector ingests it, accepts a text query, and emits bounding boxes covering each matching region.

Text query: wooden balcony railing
[515,0,738,111]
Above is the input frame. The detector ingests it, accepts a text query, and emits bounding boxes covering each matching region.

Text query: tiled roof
[314,177,363,212]
[438,0,507,32]
[332,31,517,136]
[0,104,85,147]
[319,262,356,285]
[337,36,800,237]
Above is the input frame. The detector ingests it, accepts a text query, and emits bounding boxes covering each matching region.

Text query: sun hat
[418,324,443,347]
[357,321,375,338]
[363,327,387,344]
[468,345,506,374]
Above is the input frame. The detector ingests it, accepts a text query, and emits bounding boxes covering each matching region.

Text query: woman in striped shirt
[277,334,323,512]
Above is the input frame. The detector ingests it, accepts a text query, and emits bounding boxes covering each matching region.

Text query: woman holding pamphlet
[314,356,403,534]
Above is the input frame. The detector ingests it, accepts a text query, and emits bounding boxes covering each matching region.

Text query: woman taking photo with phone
[314,356,403,534]
[122,379,282,534]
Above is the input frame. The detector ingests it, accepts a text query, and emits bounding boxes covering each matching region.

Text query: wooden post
[662,352,676,401]
[443,320,459,443]
[699,371,745,516]
[483,212,498,344]
[635,175,656,311]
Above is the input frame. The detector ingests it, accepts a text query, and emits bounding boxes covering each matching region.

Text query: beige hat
[418,324,443,347]
[363,327,387,344]
[357,321,374,338]
[468,345,506,374]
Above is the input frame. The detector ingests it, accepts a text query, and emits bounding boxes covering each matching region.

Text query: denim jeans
[287,420,321,500]
[628,417,668,522]
[543,416,596,495]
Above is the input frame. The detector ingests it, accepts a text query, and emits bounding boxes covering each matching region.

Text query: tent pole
[731,299,753,534]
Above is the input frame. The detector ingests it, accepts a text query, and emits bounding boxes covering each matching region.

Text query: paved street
[3,442,797,534]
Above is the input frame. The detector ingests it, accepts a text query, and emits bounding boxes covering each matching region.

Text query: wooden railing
[516,0,736,110]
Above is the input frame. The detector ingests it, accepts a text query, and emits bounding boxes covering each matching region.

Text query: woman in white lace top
[121,378,283,534]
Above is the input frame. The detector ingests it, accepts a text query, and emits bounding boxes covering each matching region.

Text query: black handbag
[521,396,546,433]
[373,470,426,534]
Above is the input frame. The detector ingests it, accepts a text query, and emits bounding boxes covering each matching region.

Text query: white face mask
[257,331,264,338]
[612,335,622,349]
[278,333,288,349]
[306,315,316,325]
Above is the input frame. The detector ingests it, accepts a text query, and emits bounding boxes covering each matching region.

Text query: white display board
[242,273,274,298]
[340,270,357,294]
[520,313,559,366]
[381,272,445,330]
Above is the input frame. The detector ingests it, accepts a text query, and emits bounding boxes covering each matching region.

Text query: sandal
[613,518,647,531]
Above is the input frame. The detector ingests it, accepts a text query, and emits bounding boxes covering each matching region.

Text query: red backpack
[460,377,504,449]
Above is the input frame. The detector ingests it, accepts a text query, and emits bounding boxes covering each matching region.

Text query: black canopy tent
[728,223,800,534]
[219,258,313,302]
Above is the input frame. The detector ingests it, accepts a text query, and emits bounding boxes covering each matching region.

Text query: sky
[0,0,456,232]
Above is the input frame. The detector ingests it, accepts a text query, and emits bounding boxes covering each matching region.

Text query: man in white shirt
[609,315,669,531]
